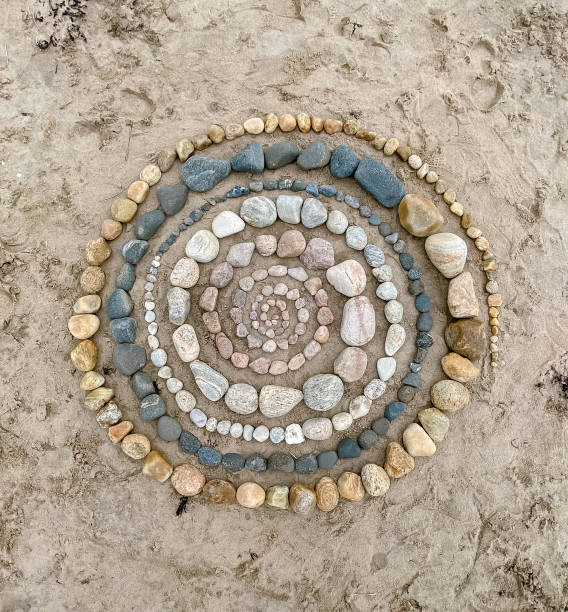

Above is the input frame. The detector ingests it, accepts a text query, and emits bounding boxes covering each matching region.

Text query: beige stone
[127,180,149,203]
[430,379,470,413]
[289,484,316,514]
[315,477,339,512]
[176,138,194,161]
[323,118,343,134]
[403,423,436,457]
[157,147,177,171]
[310,115,324,132]
[80,266,105,293]
[85,237,111,266]
[121,433,151,459]
[68,314,100,339]
[355,129,376,141]
[207,124,225,143]
[384,442,415,479]
[296,112,311,132]
[447,271,479,318]
[108,421,133,443]
[264,113,279,133]
[243,117,264,134]
[441,353,480,382]
[70,340,97,371]
[225,123,245,140]
[192,134,212,150]
[343,119,359,135]
[101,219,122,241]
[236,482,265,508]
[73,294,101,314]
[417,408,449,442]
[425,233,468,279]
[80,370,104,391]
[111,198,137,222]
[139,164,161,185]
[360,464,390,497]
[171,464,206,496]
[398,194,444,237]
[142,450,172,482]
[279,113,296,132]
[383,138,399,155]
[337,472,365,501]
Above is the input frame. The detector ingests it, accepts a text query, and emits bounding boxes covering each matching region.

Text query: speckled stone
[418,408,450,442]
[231,141,264,174]
[157,184,189,216]
[384,442,414,479]
[303,375,344,412]
[181,156,231,191]
[301,197,328,228]
[113,343,146,376]
[430,379,470,412]
[198,446,222,466]
[178,431,201,454]
[300,238,334,270]
[295,454,318,473]
[361,464,390,497]
[330,145,359,178]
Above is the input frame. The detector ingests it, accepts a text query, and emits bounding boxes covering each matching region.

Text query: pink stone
[314,326,329,343]
[299,238,335,270]
[340,296,376,347]
[255,234,277,256]
[317,306,334,325]
[215,333,233,359]
[202,311,221,333]
[199,287,218,312]
[295,322,306,336]
[303,340,321,361]
[276,229,306,258]
[249,358,271,374]
[333,347,368,382]
[269,360,288,375]
[231,352,249,368]
[288,354,306,371]
[209,262,233,288]
[314,289,328,307]
[304,277,322,295]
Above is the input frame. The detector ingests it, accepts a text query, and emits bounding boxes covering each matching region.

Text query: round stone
[285,423,305,444]
[121,433,151,459]
[337,472,365,501]
[398,194,444,237]
[68,314,100,340]
[279,113,296,131]
[276,195,303,224]
[225,383,258,414]
[385,300,403,323]
[364,378,387,400]
[302,418,333,440]
[441,353,480,382]
[202,480,236,504]
[424,233,467,279]
[171,464,205,496]
[337,438,360,459]
[330,144,360,178]
[326,209,349,234]
[361,464,390,497]
[430,379,470,412]
[268,453,295,472]
[331,412,353,431]
[240,196,277,228]
[340,296,376,347]
[259,386,303,418]
[101,219,122,241]
[80,266,105,293]
[157,415,182,441]
[211,210,245,238]
[301,198,328,228]
[376,282,398,301]
[303,374,344,411]
[358,429,378,450]
[326,260,367,297]
[289,484,316,514]
[385,324,406,356]
[222,453,245,472]
[236,483,265,508]
[333,347,368,382]
[245,453,267,472]
[297,140,331,170]
[244,117,264,134]
[315,477,340,512]
[185,230,219,263]
[73,294,102,315]
[111,198,137,223]
[113,343,145,376]
[345,226,367,250]
[403,423,436,456]
[85,237,111,266]
[276,230,306,257]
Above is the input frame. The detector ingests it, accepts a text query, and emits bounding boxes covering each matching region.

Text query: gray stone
[302,418,333,440]
[300,198,327,228]
[113,343,146,375]
[106,289,132,319]
[157,415,182,441]
[190,360,229,401]
[116,263,135,291]
[226,242,255,267]
[110,317,136,344]
[330,145,359,178]
[363,244,385,267]
[167,287,190,325]
[354,156,405,208]
[303,374,344,411]
[181,156,231,192]
[259,385,303,417]
[264,141,300,169]
[134,210,165,240]
[231,141,264,174]
[276,195,303,224]
[120,240,148,264]
[297,140,331,170]
[140,393,166,421]
[225,383,258,414]
[130,371,155,399]
[240,196,277,228]
[345,226,367,250]
[157,184,189,215]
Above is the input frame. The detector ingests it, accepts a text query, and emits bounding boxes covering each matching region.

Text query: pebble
[295,454,318,473]
[230,423,244,438]
[142,450,172,482]
[209,262,234,288]
[333,347,368,382]
[361,464,390,497]
[111,198,137,223]
[157,415,182,441]
[302,417,333,440]
[130,372,154,399]
[190,360,229,401]
[358,429,378,449]
[340,296,376,346]
[73,294,101,315]
[349,395,371,419]
[236,483,265,508]
[157,184,189,216]
[384,442,414,479]
[385,324,406,356]
[101,219,122,241]
[279,113,297,131]
[240,196,277,228]
[231,141,264,173]
[276,195,303,224]
[80,370,104,392]
[202,480,236,504]
[326,260,366,297]
[385,300,403,324]
[288,266,308,281]
[424,233,467,279]
[264,141,300,169]
[289,484,316,514]
[441,353,480,382]
[265,485,290,509]
[157,147,176,171]
[252,425,270,443]
[113,343,145,375]
[172,324,200,362]
[345,226,367,250]
[332,412,353,431]
[199,286,218,312]
[249,357,271,374]
[134,210,165,240]
[398,194,444,237]
[68,314,99,340]
[227,241,255,266]
[323,118,343,134]
[224,123,245,140]
[447,271,479,318]
[281,423,302,445]
[303,340,321,360]
[403,423,436,456]
[243,117,264,134]
[80,267,105,294]
[108,421,133,444]
[203,311,221,333]
[418,408,449,442]
[364,378,386,400]
[139,393,166,421]
[113,263,134,292]
[330,144,360,178]
[363,244,385,267]
[95,402,121,428]
[85,237,111,266]
[211,210,245,238]
[300,238,335,270]
[231,352,249,368]
[316,477,339,511]
[185,229,219,263]
[303,374,344,412]
[198,446,222,466]
[326,211,348,236]
[415,292,431,313]
[176,138,194,161]
[259,385,303,417]
[276,229,306,258]
[245,453,267,472]
[166,378,182,393]
[445,319,485,361]
[297,140,331,170]
[110,317,136,344]
[181,156,231,191]
[178,430,200,454]
[167,287,191,326]
[376,282,398,301]
[338,472,365,501]
[430,379,470,412]
[354,156,405,208]
[269,427,285,443]
[300,197,328,228]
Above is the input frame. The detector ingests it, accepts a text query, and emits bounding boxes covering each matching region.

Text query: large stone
[289,484,316,514]
[264,141,300,169]
[276,195,303,224]
[297,140,331,169]
[157,184,188,216]
[225,383,258,415]
[361,464,390,497]
[445,319,485,361]
[110,317,136,344]
[226,242,255,267]
[190,360,229,401]
[430,379,470,412]
[113,343,146,376]
[276,230,306,258]
[354,156,405,208]
[209,262,233,288]
[300,198,327,228]
[398,194,444,237]
[167,287,191,325]
[180,156,231,191]
[384,442,414,479]
[211,210,245,238]
[326,260,367,297]
[441,353,480,382]
[185,230,219,263]
[299,238,334,270]
[171,464,205,496]
[340,296,376,346]
[170,257,199,288]
[240,196,277,228]
[303,374,344,411]
[330,145,360,178]
[417,408,449,442]
[447,271,479,318]
[333,347,368,382]
[172,324,200,362]
[425,233,467,279]
[403,423,436,457]
[259,386,303,418]
[134,210,165,240]
[231,141,264,173]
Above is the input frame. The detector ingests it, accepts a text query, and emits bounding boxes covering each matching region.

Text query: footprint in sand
[467,39,504,112]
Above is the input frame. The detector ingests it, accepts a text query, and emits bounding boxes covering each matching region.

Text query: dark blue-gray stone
[398,385,416,403]
[134,210,165,240]
[245,453,267,472]
[372,417,390,435]
[358,429,378,450]
[231,141,264,174]
[116,263,135,291]
[267,453,295,472]
[190,209,203,222]
[336,190,345,202]
[402,372,422,388]
[264,180,278,190]
[369,214,381,226]
[213,195,226,203]
[278,179,293,189]
[415,347,429,363]
[198,446,222,466]
[181,156,231,192]
[344,194,359,208]
[264,141,300,169]
[226,185,249,198]
[385,232,398,245]
[130,371,155,399]
[106,288,133,319]
[416,332,434,348]
[109,317,137,344]
[384,401,405,421]
[317,450,338,469]
[330,145,359,178]
[354,156,405,208]
[408,267,422,280]
[222,453,245,472]
[183,217,194,226]
[121,239,148,264]
[295,454,318,473]
[359,205,371,218]
[415,293,431,312]
[417,312,433,332]
[410,362,422,373]
[306,184,319,196]
[399,253,414,270]
[249,181,263,192]
[179,431,201,454]
[140,393,166,421]
[409,279,425,296]
[297,140,331,170]
[157,415,181,441]
[337,438,360,459]
[157,184,189,216]
[292,180,307,191]
[113,343,146,376]
[319,185,336,197]
[379,222,392,237]
[201,202,212,211]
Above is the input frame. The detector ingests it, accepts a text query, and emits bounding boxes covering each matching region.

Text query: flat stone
[226,242,255,267]
[330,144,359,178]
[259,385,303,417]
[302,418,333,440]
[157,184,189,215]
[300,238,334,270]
[297,140,331,169]
[181,156,231,191]
[303,374,344,411]
[209,262,233,288]
[354,156,405,208]
[167,287,191,325]
[326,260,366,297]
[113,343,146,376]
[172,324,200,362]
[157,415,182,442]
[334,347,368,382]
[326,210,348,234]
[190,360,229,401]
[202,311,221,333]
[340,296,376,347]
[110,317,136,344]
[185,230,219,263]
[264,141,300,169]
[385,323,406,356]
[170,257,199,288]
[249,357,271,374]
[301,197,328,228]
[276,195,303,224]
[240,196,277,228]
[231,141,264,173]
[441,353,480,382]
[377,356,397,381]
[447,271,480,318]
[345,226,367,250]
[425,233,468,279]
[202,480,236,504]
[361,464,390,497]
[403,423,436,456]
[418,407,450,442]
[430,379,470,412]
[211,210,245,238]
[198,446,222,466]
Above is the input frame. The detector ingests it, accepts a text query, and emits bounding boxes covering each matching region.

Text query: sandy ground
[1,1,568,610]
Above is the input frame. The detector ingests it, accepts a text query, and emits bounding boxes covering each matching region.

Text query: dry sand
[1,1,568,610]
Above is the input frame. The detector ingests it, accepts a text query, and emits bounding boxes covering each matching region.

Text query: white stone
[166,377,183,393]
[240,196,277,228]
[372,264,393,282]
[259,385,303,418]
[224,383,258,415]
[385,300,403,323]
[376,281,398,301]
[332,412,353,431]
[172,324,200,362]
[175,390,196,413]
[287,267,308,281]
[285,423,305,445]
[326,260,367,297]
[185,230,219,263]
[302,417,333,440]
[276,195,303,224]
[349,395,371,419]
[150,348,167,367]
[211,210,245,238]
[326,209,348,234]
[230,422,244,438]
[269,427,285,443]
[364,379,387,400]
[170,257,199,288]
[205,417,217,432]
[243,424,254,441]
[252,425,270,442]
[385,324,406,356]
[377,357,397,381]
[216,420,231,435]
[340,296,376,347]
[189,408,207,427]
[189,360,229,401]
[345,226,367,250]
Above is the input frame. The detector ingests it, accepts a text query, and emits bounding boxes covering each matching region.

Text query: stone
[264,141,300,169]
[297,140,331,170]
[134,210,165,240]
[68,314,99,340]
[337,472,365,502]
[373,265,393,282]
[185,230,219,263]
[296,454,318,473]
[361,464,390,497]
[300,238,334,270]
[106,289,132,320]
[80,267,105,294]
[333,347,368,382]
[277,230,306,258]
[385,324,405,356]
[303,374,344,411]
[209,262,233,288]
[108,421,133,444]
[349,395,371,419]
[385,300,403,324]
[101,219,122,241]
[203,480,236,504]
[157,416,182,441]
[243,117,264,134]
[245,453,267,472]
[139,393,166,421]
[231,352,249,368]
[109,317,136,344]
[199,286,218,312]
[288,266,308,281]
[259,385,303,417]
[167,287,191,326]
[265,485,290,509]
[447,271,479,318]
[249,357,271,374]
[227,241,255,266]
[240,196,277,228]
[175,390,196,414]
[95,402,121,427]
[85,237,111,266]
[354,156,405,208]
[172,324,200,362]
[224,123,245,140]
[340,296,376,347]
[326,210,349,234]
[345,226,368,250]
[268,453,295,473]
[190,360,229,400]
[315,477,339,512]
[330,145,359,178]
[181,156,231,191]
[142,450,172,482]
[326,260,366,297]
[113,343,145,375]
[113,263,134,292]
[384,442,414,479]
[418,408,449,442]
[197,446,222,466]
[231,141,264,174]
[358,429,378,450]
[296,112,311,132]
[430,380,470,412]
[178,431,200,454]
[80,370,104,391]
[364,378,387,400]
[157,184,189,216]
[111,198,137,223]
[403,423,436,456]
[363,245,385,267]
[425,233,467,279]
[130,371,155,399]
[323,118,343,133]
[73,294,101,315]
[202,311,221,333]
[84,387,114,411]
[299,417,330,441]
[214,333,232,359]
[445,319,485,361]
[289,484,316,514]
[176,139,195,161]
[276,194,303,224]
[441,353,480,382]
[398,194,444,237]
[300,197,328,228]
[157,147,176,171]
[279,113,296,131]
[211,210,245,238]
[236,483,265,508]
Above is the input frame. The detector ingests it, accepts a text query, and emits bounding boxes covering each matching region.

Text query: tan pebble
[171,464,206,496]
[310,115,324,132]
[127,180,149,203]
[355,129,376,141]
[408,154,422,169]
[343,119,359,135]
[264,113,279,133]
[296,112,311,133]
[373,136,387,150]
[68,314,100,339]
[475,236,490,251]
[447,271,479,318]
[289,483,316,514]
[430,379,470,412]
[157,147,177,171]
[417,162,429,179]
[398,194,444,237]
[288,353,306,371]
[86,237,111,266]
[360,464,390,497]
[417,408,449,442]
[314,325,329,343]
[73,294,101,314]
[80,370,104,391]
[383,138,399,156]
[396,144,411,161]
[279,113,296,132]
[490,344,499,353]
[207,124,225,143]
[337,472,365,502]
[323,118,343,134]
[142,450,172,482]
[101,219,122,241]
[315,476,339,511]
[111,198,137,222]
[202,479,236,504]
[403,423,436,457]
[80,266,105,294]
[265,485,290,509]
[441,353,480,382]
[108,420,133,443]
[450,202,464,216]
[236,482,265,508]
[85,386,114,405]
[461,211,472,229]
[243,117,264,134]
[434,180,447,195]
[192,134,212,150]
[224,123,245,140]
[140,164,161,186]
[491,325,499,335]
[176,138,194,161]
[467,226,482,239]
[488,306,500,318]
[425,170,438,183]
[443,188,456,204]
[122,433,151,459]
[489,317,500,327]
[483,260,497,271]
[488,293,502,307]
[384,442,414,479]
[71,339,98,371]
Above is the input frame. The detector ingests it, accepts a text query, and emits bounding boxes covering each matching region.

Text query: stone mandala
[68,112,501,513]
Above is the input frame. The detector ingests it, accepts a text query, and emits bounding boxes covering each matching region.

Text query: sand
[1,1,567,610]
